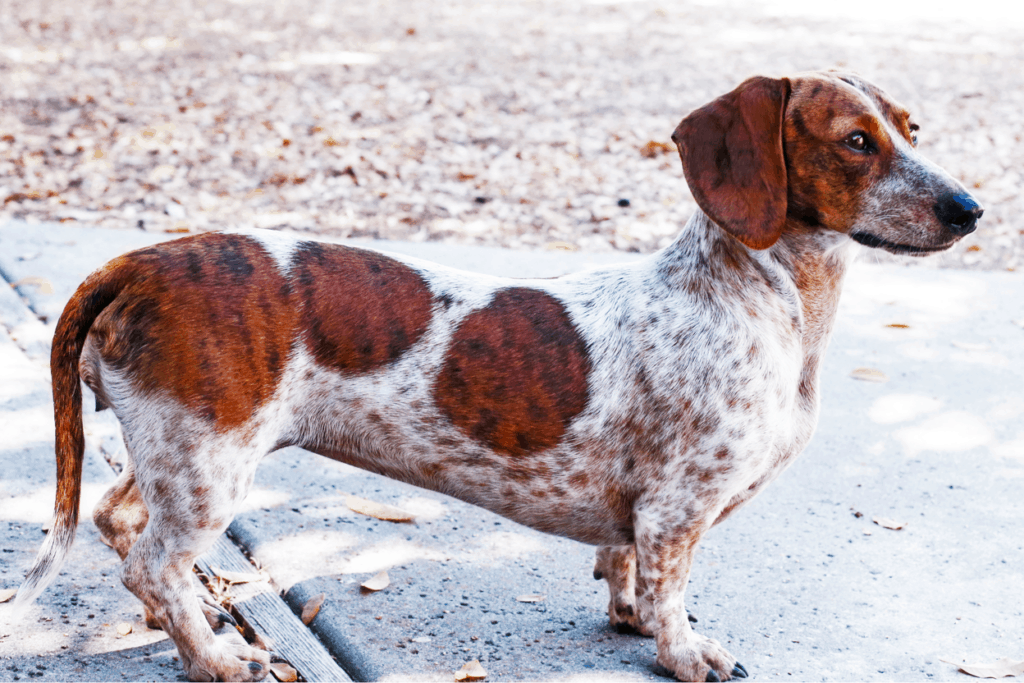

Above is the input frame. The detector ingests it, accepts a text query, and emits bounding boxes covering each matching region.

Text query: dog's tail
[11,255,137,615]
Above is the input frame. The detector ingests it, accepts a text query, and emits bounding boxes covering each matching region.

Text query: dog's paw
[656,631,746,682]
[595,545,657,636]
[184,627,270,681]
[609,599,655,637]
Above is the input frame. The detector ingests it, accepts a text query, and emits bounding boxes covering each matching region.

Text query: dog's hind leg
[93,448,238,633]
[118,425,270,682]
[594,545,656,636]
[93,461,148,560]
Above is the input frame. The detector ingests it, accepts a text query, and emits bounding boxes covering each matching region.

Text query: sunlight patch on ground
[238,486,296,513]
[993,434,1024,462]
[842,267,987,329]
[0,482,111,524]
[395,496,448,521]
[259,529,361,568]
[338,539,450,575]
[868,393,943,425]
[0,407,50,453]
[895,410,993,456]
[471,531,549,562]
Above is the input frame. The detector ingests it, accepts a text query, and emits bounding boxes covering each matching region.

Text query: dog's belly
[301,435,636,548]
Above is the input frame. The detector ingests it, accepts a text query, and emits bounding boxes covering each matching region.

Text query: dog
[13,70,981,681]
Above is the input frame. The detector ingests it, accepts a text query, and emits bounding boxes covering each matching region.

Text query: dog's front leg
[634,511,747,682]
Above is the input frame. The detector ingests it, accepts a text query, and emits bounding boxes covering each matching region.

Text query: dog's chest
[585,287,816,482]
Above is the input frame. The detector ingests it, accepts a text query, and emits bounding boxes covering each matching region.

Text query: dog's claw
[651,663,675,679]
[202,601,238,631]
[706,669,721,682]
[731,662,749,679]
[688,612,698,623]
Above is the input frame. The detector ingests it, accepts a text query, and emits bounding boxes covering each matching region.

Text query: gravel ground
[1,0,1022,270]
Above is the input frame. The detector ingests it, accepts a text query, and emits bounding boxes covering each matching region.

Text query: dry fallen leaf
[850,367,889,383]
[940,657,1024,678]
[872,516,906,530]
[885,323,910,329]
[269,662,298,682]
[516,594,546,603]
[0,588,17,603]
[301,593,326,625]
[11,276,54,295]
[361,570,390,592]
[640,140,673,158]
[210,566,267,584]
[116,622,133,636]
[455,659,487,681]
[346,495,414,522]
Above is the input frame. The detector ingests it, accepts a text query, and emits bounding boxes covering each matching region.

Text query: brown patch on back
[91,233,298,429]
[434,287,591,457]
[293,242,433,372]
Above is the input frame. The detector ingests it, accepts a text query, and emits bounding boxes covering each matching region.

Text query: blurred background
[1,0,1021,269]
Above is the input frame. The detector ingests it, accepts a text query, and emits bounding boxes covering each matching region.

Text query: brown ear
[671,76,791,250]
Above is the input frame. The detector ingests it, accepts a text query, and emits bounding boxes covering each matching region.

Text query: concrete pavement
[1,221,1022,681]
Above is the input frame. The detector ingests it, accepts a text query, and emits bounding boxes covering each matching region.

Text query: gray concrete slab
[1,221,1022,682]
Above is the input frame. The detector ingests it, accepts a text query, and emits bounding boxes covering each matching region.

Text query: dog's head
[671,70,983,254]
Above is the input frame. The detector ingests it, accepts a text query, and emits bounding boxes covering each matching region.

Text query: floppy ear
[671,76,791,250]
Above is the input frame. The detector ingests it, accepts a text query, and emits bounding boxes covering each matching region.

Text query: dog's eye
[909,122,920,146]
[845,132,871,152]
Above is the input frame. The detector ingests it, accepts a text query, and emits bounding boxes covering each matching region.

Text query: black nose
[934,192,983,236]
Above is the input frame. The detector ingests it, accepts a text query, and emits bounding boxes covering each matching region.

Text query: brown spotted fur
[85,233,298,430]
[434,287,591,457]
[295,241,434,373]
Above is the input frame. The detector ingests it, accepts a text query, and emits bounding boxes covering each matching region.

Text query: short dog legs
[595,545,656,635]
[121,529,267,682]
[633,513,747,682]
[93,457,237,632]
[113,437,269,681]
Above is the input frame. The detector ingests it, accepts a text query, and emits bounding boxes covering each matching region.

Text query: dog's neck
[655,211,857,403]
[658,211,856,324]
